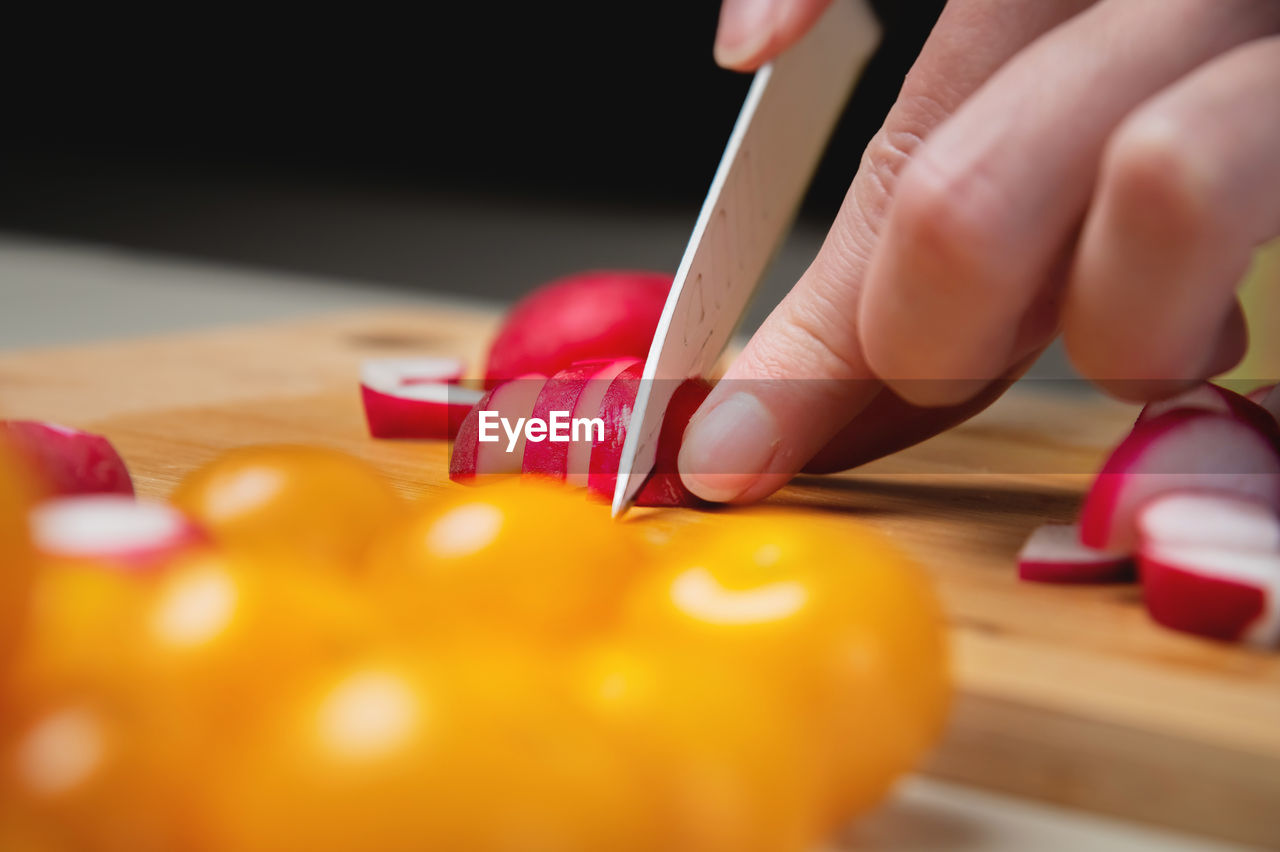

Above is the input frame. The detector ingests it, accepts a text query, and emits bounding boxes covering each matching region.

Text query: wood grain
[2,307,1277,847]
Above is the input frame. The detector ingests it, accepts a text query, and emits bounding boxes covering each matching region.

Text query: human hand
[679,0,1280,503]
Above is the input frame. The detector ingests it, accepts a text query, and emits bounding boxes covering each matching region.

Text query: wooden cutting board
[2,306,1277,848]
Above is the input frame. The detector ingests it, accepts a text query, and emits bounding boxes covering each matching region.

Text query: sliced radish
[1141,545,1280,647]
[0,421,133,497]
[564,359,639,489]
[1079,410,1280,553]
[448,374,548,482]
[628,378,712,508]
[1016,523,1133,583]
[1135,383,1280,449]
[585,363,643,502]
[1137,492,1280,554]
[522,360,614,479]
[31,494,206,572]
[360,359,481,440]
[485,270,671,386]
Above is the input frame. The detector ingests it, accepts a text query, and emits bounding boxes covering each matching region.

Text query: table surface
[0,230,1258,852]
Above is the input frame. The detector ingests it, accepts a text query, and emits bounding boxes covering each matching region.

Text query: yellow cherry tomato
[131,550,378,728]
[571,640,823,852]
[364,479,644,641]
[171,445,402,567]
[0,696,206,851]
[213,643,650,852]
[625,511,950,827]
[0,441,40,666]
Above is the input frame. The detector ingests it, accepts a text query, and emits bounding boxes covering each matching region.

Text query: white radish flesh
[1016,523,1133,583]
[1137,492,1280,553]
[31,495,206,572]
[1079,411,1280,553]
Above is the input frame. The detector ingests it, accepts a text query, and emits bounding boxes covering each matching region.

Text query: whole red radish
[485,271,671,387]
[1079,411,1280,553]
[0,421,133,496]
[1016,523,1133,584]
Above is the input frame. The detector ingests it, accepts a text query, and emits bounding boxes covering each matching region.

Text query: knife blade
[611,0,880,517]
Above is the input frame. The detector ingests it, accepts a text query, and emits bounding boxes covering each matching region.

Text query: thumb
[714,0,834,71]
[676,234,879,504]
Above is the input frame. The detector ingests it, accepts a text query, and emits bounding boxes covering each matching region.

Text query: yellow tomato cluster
[0,445,949,852]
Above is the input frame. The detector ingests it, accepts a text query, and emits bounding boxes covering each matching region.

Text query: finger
[681,0,1098,504]
[802,347,1040,473]
[714,0,833,71]
[859,0,1280,407]
[1063,36,1280,399]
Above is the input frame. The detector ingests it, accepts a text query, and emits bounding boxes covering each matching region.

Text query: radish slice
[522,361,614,479]
[1141,545,1280,647]
[1079,411,1280,553]
[629,378,712,508]
[1137,492,1280,554]
[360,358,478,440]
[1016,523,1133,583]
[31,494,206,572]
[448,374,547,482]
[0,421,133,497]
[361,357,465,388]
[1135,383,1280,449]
[564,359,639,489]
[585,363,644,502]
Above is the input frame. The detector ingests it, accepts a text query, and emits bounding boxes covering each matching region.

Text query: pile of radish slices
[1018,382,1280,647]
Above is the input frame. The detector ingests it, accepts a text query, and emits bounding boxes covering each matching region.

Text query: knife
[611,0,881,517]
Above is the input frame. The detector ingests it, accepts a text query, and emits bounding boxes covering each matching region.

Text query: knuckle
[1103,114,1226,243]
[892,155,1004,290]
[740,288,862,384]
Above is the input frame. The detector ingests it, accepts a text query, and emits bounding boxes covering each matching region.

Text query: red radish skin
[360,358,477,440]
[1016,523,1133,584]
[0,421,133,497]
[31,494,206,572]
[484,271,671,386]
[1135,383,1280,449]
[1140,547,1278,646]
[1079,410,1280,553]
[564,359,639,488]
[448,388,498,482]
[521,361,614,479]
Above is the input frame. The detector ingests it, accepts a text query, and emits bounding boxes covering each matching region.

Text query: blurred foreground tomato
[213,643,652,852]
[364,479,643,640]
[172,445,401,567]
[0,696,206,852]
[1,441,40,667]
[572,641,823,852]
[626,512,950,827]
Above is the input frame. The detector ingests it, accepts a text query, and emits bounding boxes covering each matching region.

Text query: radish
[1016,523,1133,583]
[484,271,671,386]
[0,421,133,497]
[1137,493,1280,646]
[564,359,639,488]
[1079,411,1280,553]
[1134,383,1279,448]
[614,378,711,508]
[449,374,547,482]
[31,494,206,572]
[521,360,614,479]
[359,358,481,440]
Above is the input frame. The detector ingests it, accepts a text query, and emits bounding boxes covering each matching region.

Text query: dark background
[0,1,946,297]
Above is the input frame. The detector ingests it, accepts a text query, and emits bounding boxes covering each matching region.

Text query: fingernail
[714,0,774,68]
[678,392,780,502]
